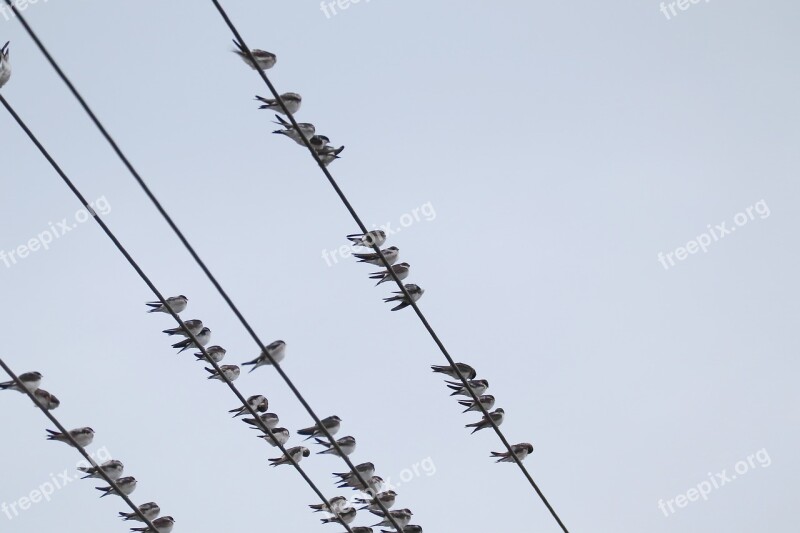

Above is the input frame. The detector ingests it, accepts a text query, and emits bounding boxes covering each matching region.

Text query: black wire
[207,3,569,531]
[0,358,161,530]
[0,93,357,533]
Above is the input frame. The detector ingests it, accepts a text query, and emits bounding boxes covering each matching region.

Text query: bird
[232,39,276,70]
[162,319,203,337]
[96,476,137,498]
[119,502,161,522]
[347,230,387,248]
[317,148,344,167]
[205,365,240,382]
[242,340,286,372]
[383,284,424,311]
[242,412,279,430]
[370,508,413,529]
[32,389,60,410]
[350,529,375,533]
[315,435,356,456]
[257,427,290,447]
[298,416,341,440]
[466,408,505,434]
[229,395,268,417]
[310,134,331,152]
[353,246,399,266]
[369,263,410,286]
[0,42,9,89]
[334,462,375,482]
[78,460,124,480]
[256,92,302,114]
[273,114,315,145]
[269,446,310,466]
[446,379,488,397]
[432,363,477,380]
[338,475,384,494]
[46,427,94,448]
[381,527,421,533]
[309,495,348,514]
[1,371,42,393]
[355,490,397,512]
[194,345,226,363]
[491,442,534,463]
[172,327,211,352]
[130,516,175,533]
[458,394,495,413]
[145,295,188,314]
[321,507,357,525]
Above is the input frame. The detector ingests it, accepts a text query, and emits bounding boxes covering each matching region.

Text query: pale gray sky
[1,1,798,532]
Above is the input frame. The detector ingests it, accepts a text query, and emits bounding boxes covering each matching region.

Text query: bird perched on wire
[338,475,384,494]
[46,427,94,448]
[0,42,10,89]
[315,435,356,457]
[317,145,345,166]
[354,246,399,266]
[269,446,310,466]
[1,371,41,393]
[432,363,477,380]
[257,427,290,447]
[242,340,286,372]
[130,516,175,533]
[256,92,302,114]
[371,509,413,529]
[242,412,279,430]
[298,415,341,440]
[229,395,268,418]
[446,379,488,397]
[78,460,124,480]
[232,39,276,70]
[145,295,188,314]
[194,345,226,363]
[382,526,422,533]
[347,230,387,248]
[334,462,375,483]
[458,394,496,413]
[172,327,211,352]
[355,490,397,512]
[33,389,60,410]
[370,263,410,286]
[465,408,505,434]
[205,365,240,382]
[162,319,203,337]
[119,502,161,522]
[310,496,347,514]
[491,443,534,463]
[384,284,424,311]
[96,476,137,498]
[273,115,315,145]
[321,507,357,525]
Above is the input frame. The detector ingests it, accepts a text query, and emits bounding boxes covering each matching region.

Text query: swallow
[269,446,310,466]
[383,284,424,311]
[242,412,279,429]
[334,462,375,482]
[321,507,357,525]
[229,395,268,417]
[298,415,341,440]
[381,527,421,533]
[338,475,384,494]
[309,495,348,514]
[242,340,286,372]
[33,388,60,410]
[446,379,488,397]
[369,263,410,286]
[432,363,476,380]
[46,427,94,448]
[1,371,42,393]
[172,327,211,352]
[232,39,276,70]
[205,365,240,382]
[194,345,226,363]
[145,295,188,314]
[315,435,356,456]
[350,529,375,533]
[458,394,495,413]
[370,508,413,529]
[0,42,9,89]
[353,246,399,266]
[318,149,344,167]
[273,114,315,145]
[130,516,175,533]
[162,319,203,337]
[256,92,302,114]
[309,134,331,152]
[119,502,161,522]
[491,442,534,463]
[466,408,505,434]
[347,230,387,248]
[78,459,124,480]
[96,476,137,498]
[257,427,290,447]
[355,490,397,512]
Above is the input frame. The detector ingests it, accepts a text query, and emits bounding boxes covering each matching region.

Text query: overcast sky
[1,1,798,532]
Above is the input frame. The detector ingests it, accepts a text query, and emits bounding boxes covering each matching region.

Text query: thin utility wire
[0,94,362,533]
[207,3,569,531]
[0,357,160,530]
[4,4,410,531]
